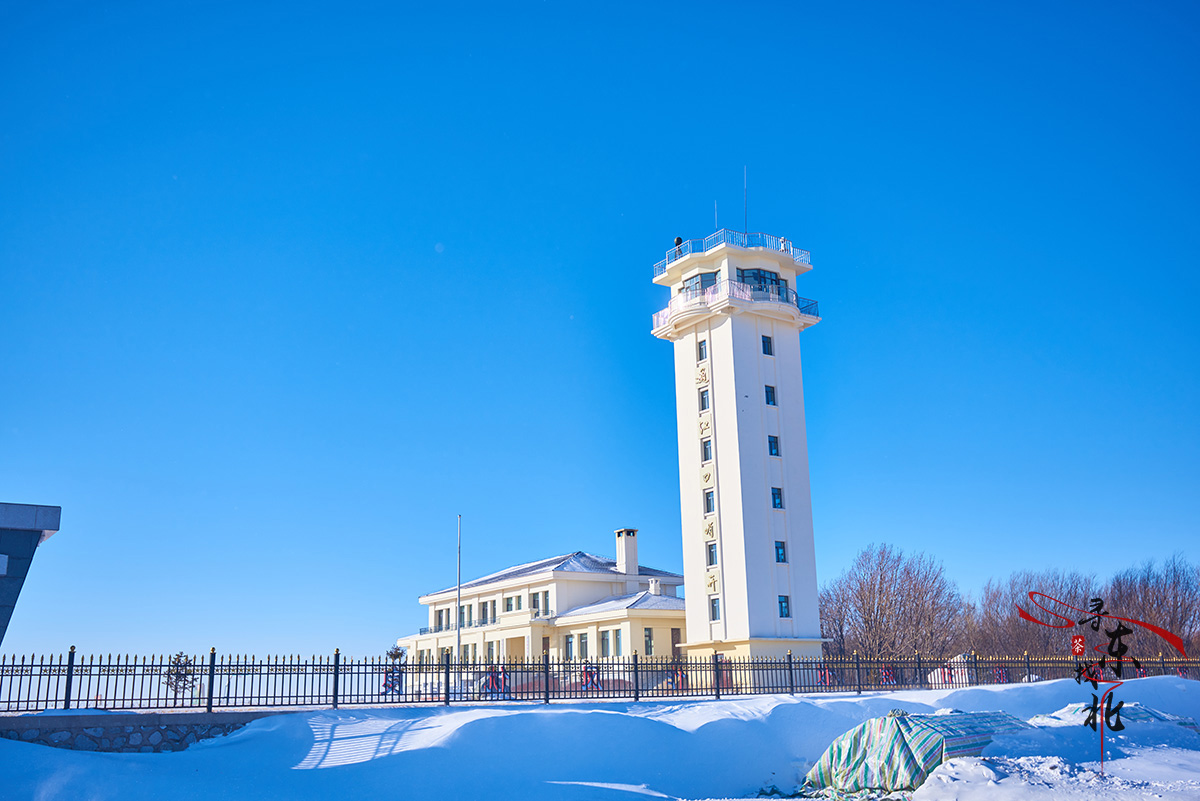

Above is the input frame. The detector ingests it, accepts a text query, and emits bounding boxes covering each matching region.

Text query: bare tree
[1102,554,1200,656]
[819,544,967,659]
[965,569,1098,656]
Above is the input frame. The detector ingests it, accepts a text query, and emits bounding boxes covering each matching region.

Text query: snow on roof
[557,590,686,619]
[424,551,682,597]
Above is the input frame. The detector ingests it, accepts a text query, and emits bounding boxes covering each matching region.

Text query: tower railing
[652,229,811,278]
[652,279,819,329]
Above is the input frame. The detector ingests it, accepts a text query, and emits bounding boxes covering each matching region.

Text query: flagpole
[456,514,462,663]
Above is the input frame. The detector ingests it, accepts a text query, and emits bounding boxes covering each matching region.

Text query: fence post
[332,649,341,709]
[972,650,979,686]
[443,651,451,706]
[1025,651,1031,682]
[854,650,862,695]
[63,646,76,710]
[632,653,640,703]
[543,652,550,705]
[915,651,922,689]
[787,650,795,695]
[713,653,721,700]
[1160,652,1166,677]
[206,648,216,713]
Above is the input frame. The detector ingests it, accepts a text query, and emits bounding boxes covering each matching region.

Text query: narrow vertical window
[701,438,712,462]
[771,487,784,509]
[543,591,550,613]
[762,335,773,355]
[768,435,780,456]
[706,541,717,567]
[644,627,654,656]
[699,388,710,411]
[697,339,707,361]
[775,541,787,563]
[765,385,777,406]
[516,595,523,610]
[615,629,623,656]
[704,490,715,514]
[601,630,611,658]
[779,595,791,618]
[580,633,589,660]
[709,597,721,621]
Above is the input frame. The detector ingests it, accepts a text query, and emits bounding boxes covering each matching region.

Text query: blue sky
[2,2,1197,658]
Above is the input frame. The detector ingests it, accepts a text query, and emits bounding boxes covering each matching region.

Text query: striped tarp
[1043,702,1200,734]
[805,711,1030,794]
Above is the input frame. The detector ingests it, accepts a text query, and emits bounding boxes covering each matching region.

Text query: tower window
[699,388,710,411]
[697,339,707,361]
[709,597,721,621]
[762,335,773,356]
[706,541,717,567]
[704,490,715,514]
[765,385,777,406]
[701,438,712,462]
[778,595,791,618]
[771,488,784,509]
[768,435,780,456]
[775,541,788,563]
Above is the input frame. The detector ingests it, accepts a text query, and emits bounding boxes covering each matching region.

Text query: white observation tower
[651,229,823,658]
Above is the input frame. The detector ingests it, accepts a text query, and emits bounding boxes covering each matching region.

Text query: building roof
[557,590,686,619]
[425,551,682,597]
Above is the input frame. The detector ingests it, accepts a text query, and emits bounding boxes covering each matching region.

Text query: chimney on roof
[615,528,639,576]
[648,578,662,596]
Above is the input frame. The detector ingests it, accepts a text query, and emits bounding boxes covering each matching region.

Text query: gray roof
[425,551,682,597]
[557,590,686,619]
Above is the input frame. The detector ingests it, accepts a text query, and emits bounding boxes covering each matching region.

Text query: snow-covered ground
[1,676,1197,799]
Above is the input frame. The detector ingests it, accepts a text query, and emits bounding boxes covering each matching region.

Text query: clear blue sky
[2,2,1197,658]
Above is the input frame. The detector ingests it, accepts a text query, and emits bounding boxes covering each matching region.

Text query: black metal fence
[1,648,1196,713]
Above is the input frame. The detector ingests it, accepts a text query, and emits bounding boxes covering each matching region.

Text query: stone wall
[0,709,279,753]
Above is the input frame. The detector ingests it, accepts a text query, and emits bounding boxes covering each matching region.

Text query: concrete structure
[0,503,62,648]
[397,529,686,663]
[650,229,823,658]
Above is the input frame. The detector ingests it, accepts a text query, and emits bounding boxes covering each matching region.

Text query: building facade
[397,529,686,663]
[0,502,62,648]
[651,230,823,658]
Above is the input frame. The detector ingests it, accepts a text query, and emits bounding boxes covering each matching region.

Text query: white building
[397,529,686,663]
[651,229,823,658]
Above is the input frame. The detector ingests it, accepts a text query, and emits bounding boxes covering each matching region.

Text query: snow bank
[0,676,1196,800]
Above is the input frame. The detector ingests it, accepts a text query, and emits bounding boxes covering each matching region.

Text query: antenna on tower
[743,165,748,234]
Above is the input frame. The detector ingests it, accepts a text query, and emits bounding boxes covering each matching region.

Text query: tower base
[683,637,823,659]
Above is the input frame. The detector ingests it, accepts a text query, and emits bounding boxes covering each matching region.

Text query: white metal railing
[652,229,811,277]
[652,279,819,330]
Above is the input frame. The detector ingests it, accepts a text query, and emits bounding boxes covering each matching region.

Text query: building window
[615,629,623,657]
[765,385,777,406]
[681,271,719,295]
[701,438,712,462]
[504,597,514,613]
[542,591,550,614]
[779,595,791,618]
[709,597,721,621]
[601,630,611,658]
[517,595,523,611]
[768,435,780,456]
[580,633,589,660]
[772,487,784,509]
[644,627,654,656]
[699,388,710,411]
[704,490,715,514]
[762,335,773,355]
[697,339,707,361]
[531,593,539,612]
[487,641,495,662]
[706,541,717,567]
[0,554,6,577]
[737,267,784,291]
[775,541,788,563]
[565,635,575,660]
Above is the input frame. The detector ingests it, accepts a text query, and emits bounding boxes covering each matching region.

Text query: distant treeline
[819,546,1200,659]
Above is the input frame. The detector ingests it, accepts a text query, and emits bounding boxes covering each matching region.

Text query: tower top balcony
[652,228,812,286]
